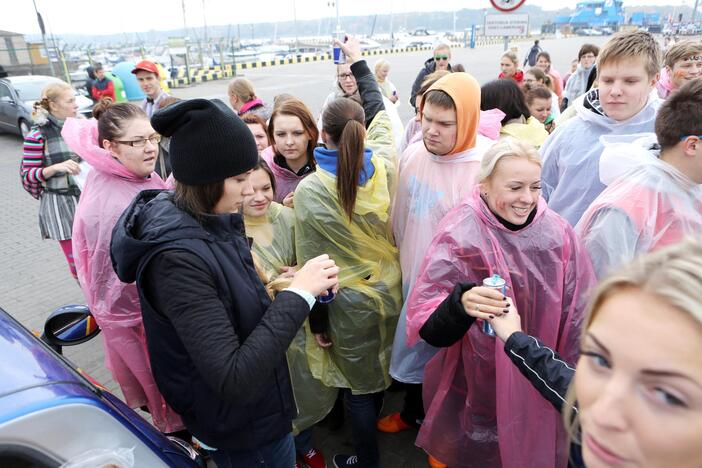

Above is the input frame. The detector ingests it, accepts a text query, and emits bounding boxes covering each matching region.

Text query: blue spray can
[481,274,506,337]
[318,289,336,304]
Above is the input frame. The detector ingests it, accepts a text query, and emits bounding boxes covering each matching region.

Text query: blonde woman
[227,77,271,120]
[484,238,702,468]
[406,137,596,467]
[20,81,82,278]
[374,59,398,104]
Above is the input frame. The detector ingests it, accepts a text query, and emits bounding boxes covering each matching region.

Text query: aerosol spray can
[481,274,507,337]
[318,289,336,304]
[333,30,346,64]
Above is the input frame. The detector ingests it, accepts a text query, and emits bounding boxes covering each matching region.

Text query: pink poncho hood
[405,186,596,468]
[261,145,310,203]
[62,118,167,328]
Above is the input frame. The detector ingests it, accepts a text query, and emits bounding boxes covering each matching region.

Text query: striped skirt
[39,192,79,241]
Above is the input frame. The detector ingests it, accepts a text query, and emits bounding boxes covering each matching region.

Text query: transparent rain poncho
[245,202,337,433]
[406,187,596,468]
[294,151,402,395]
[577,133,702,279]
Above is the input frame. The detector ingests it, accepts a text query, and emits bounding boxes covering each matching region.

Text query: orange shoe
[428,455,448,468]
[376,412,413,433]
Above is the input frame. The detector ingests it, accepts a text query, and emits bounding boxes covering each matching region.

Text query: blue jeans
[208,432,295,468]
[294,427,314,455]
[344,390,384,468]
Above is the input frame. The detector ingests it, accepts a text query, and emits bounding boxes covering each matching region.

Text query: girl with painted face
[406,138,596,468]
[656,40,702,99]
[62,100,184,435]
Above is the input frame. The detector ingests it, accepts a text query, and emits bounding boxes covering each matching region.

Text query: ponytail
[322,98,366,221]
[337,120,366,220]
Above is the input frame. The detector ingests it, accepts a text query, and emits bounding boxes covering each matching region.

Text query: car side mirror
[43,304,100,347]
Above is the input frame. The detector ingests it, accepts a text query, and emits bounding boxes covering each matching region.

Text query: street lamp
[31,0,57,76]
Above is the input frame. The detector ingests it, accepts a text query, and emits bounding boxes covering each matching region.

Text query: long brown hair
[267,98,318,169]
[321,98,366,221]
[174,180,225,221]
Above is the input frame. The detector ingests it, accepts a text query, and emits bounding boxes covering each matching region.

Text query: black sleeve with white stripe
[503,332,576,414]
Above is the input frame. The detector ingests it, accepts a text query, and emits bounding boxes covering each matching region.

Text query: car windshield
[13,80,55,101]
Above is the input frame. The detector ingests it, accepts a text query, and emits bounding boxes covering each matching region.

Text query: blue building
[554,0,625,28]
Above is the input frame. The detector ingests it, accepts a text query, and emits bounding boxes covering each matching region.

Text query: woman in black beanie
[110,98,339,468]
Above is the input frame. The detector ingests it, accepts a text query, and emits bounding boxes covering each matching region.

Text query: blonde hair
[664,40,702,69]
[433,43,451,55]
[478,137,541,182]
[374,59,390,79]
[32,81,73,119]
[227,77,257,103]
[563,238,702,443]
[501,51,519,67]
[597,30,661,78]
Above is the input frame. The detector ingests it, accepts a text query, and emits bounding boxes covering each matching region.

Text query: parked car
[0,305,202,467]
[0,75,93,138]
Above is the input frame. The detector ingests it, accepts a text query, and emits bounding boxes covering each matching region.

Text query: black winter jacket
[409,57,452,111]
[111,190,309,451]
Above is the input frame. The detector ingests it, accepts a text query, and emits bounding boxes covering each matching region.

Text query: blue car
[0,306,202,467]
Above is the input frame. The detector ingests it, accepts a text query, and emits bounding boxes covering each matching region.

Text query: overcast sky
[0,0,695,36]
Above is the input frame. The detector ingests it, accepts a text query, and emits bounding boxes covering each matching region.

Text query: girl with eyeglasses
[62,99,185,437]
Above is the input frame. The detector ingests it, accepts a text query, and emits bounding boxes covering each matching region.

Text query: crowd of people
[18,30,702,468]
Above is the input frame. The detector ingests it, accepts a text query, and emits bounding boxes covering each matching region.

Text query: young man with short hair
[656,40,702,99]
[577,78,702,278]
[91,63,116,102]
[132,60,170,118]
[409,44,452,111]
[541,31,662,226]
[384,74,496,461]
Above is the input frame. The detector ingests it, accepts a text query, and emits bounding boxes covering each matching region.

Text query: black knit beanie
[151,98,258,185]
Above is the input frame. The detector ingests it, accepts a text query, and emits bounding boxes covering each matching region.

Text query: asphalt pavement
[0,35,610,467]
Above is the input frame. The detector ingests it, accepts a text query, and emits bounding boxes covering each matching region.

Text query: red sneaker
[376,412,413,433]
[300,447,327,468]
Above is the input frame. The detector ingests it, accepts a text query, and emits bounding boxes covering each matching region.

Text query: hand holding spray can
[318,288,336,304]
[481,274,507,337]
[333,31,346,64]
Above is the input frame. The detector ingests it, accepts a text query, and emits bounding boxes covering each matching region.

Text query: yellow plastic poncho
[294,111,402,396]
[245,202,337,433]
[500,116,549,148]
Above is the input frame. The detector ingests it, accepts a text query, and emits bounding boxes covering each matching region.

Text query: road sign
[490,0,527,13]
[484,14,530,37]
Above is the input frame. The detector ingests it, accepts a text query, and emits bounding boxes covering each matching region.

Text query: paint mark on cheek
[674,70,688,79]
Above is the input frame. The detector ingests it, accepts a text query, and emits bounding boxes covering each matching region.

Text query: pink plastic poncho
[656,67,675,99]
[388,135,496,383]
[63,118,183,433]
[577,133,702,278]
[406,186,596,468]
[261,145,311,203]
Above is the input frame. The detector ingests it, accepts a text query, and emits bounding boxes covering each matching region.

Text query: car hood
[0,309,86,398]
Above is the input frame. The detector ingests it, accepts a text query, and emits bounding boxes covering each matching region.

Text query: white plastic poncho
[540,89,662,226]
[576,133,702,278]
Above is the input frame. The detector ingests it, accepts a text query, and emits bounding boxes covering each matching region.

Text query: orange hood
[420,72,480,154]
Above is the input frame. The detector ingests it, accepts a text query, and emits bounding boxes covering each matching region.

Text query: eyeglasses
[434,55,449,61]
[337,73,354,80]
[113,135,162,147]
[581,53,596,60]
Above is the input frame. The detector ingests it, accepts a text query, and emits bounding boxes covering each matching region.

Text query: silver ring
[475,304,480,312]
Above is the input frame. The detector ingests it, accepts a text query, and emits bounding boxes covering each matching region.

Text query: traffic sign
[490,0,527,13]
